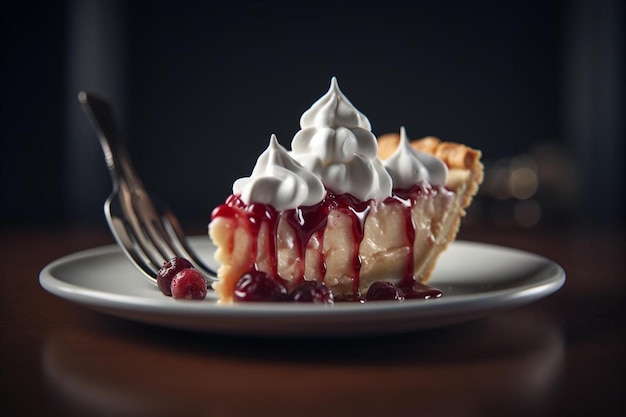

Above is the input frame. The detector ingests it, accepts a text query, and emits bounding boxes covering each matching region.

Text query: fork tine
[127,190,217,281]
[116,187,173,267]
[119,221,161,278]
[137,219,176,264]
[159,206,217,279]
[106,201,161,279]
[138,196,217,280]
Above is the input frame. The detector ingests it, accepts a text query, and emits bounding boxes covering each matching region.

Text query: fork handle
[78,91,143,191]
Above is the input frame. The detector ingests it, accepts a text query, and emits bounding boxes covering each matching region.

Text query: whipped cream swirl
[383,127,448,189]
[291,77,392,201]
[233,135,325,210]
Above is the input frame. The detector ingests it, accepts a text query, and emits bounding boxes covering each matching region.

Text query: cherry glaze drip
[400,282,443,300]
[383,194,414,284]
[212,184,450,300]
[284,200,329,281]
[329,192,371,294]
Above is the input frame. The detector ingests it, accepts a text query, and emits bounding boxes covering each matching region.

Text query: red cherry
[157,257,194,296]
[170,268,208,300]
[287,281,334,304]
[366,281,405,301]
[234,270,287,302]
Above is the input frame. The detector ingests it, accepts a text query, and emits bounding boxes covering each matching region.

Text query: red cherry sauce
[402,282,443,300]
[283,200,329,281]
[324,191,371,294]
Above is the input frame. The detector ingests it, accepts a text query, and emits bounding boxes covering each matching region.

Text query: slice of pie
[209,78,483,302]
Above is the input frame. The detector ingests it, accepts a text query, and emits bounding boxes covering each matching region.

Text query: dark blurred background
[2,0,623,231]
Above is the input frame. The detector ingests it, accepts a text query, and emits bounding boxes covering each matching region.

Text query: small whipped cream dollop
[233,135,325,211]
[290,77,393,202]
[382,127,448,189]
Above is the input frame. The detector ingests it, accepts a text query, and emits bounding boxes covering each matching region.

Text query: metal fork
[78,91,217,284]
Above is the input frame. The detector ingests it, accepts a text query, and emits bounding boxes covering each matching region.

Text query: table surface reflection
[1,224,624,417]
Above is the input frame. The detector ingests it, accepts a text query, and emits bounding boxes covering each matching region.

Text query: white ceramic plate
[39,237,565,337]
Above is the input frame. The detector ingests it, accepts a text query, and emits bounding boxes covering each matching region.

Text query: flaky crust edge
[378,133,484,284]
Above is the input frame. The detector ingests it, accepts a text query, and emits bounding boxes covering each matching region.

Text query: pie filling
[210,183,459,302]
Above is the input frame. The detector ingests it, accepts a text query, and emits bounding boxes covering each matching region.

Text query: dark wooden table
[1,223,624,416]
